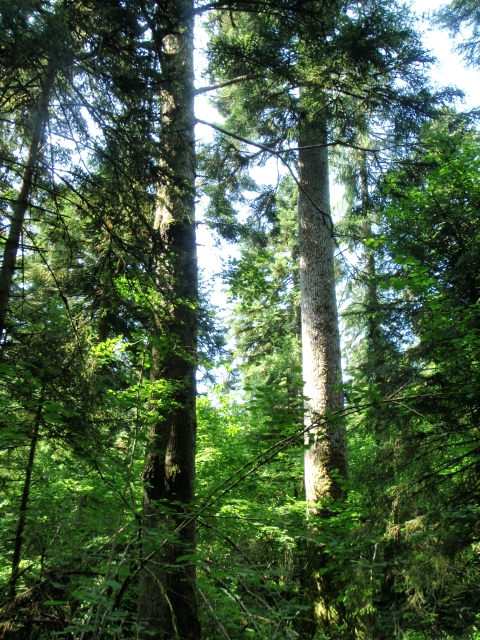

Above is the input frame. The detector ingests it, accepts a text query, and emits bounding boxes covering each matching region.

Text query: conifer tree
[297,104,348,636]
[0,1,68,336]
[202,0,446,635]
[0,58,56,337]
[136,1,200,637]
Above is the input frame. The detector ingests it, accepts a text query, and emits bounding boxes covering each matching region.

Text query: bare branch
[198,588,232,640]
[194,74,261,95]
[196,118,379,153]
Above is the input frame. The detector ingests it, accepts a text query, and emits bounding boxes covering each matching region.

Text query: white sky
[194,0,480,315]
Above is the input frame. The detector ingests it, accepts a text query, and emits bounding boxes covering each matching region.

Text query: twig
[143,566,178,638]
[194,74,261,95]
[112,551,155,611]
[196,118,379,154]
[198,588,231,640]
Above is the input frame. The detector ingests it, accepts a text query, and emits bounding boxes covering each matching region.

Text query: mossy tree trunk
[137,0,200,637]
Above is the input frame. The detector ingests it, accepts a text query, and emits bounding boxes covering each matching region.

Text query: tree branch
[194,74,261,95]
[196,118,379,153]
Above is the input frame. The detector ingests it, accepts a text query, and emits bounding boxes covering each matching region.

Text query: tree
[295,95,348,636]
[0,0,72,336]
[201,0,446,634]
[136,1,200,637]
[436,0,480,67]
[0,58,56,337]
[2,1,480,639]
[339,115,480,638]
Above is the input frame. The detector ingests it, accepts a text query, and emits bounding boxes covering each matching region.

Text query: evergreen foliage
[0,1,479,639]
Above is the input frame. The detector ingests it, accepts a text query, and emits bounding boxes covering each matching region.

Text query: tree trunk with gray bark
[298,110,349,636]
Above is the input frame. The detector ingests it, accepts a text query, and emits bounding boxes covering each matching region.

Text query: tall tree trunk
[298,111,349,636]
[0,59,56,337]
[137,0,200,637]
[9,397,43,599]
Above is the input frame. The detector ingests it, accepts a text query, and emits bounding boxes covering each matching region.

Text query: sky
[193,0,480,316]
[416,0,480,109]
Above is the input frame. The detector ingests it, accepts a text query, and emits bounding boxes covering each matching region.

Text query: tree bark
[137,1,200,637]
[0,59,56,337]
[298,111,349,636]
